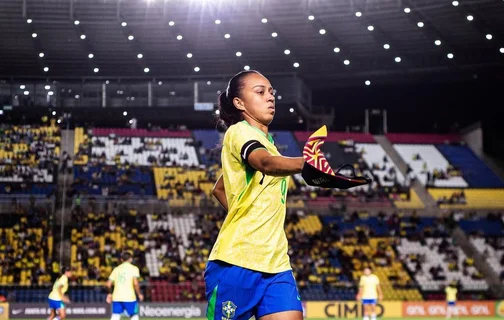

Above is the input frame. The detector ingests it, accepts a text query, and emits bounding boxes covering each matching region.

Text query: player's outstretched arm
[248,149,304,177]
[377,284,383,301]
[212,174,228,211]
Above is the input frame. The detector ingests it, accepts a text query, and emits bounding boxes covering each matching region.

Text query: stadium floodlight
[334,47,340,53]
[224,33,230,39]
[319,29,326,35]
[45,85,51,90]
[404,7,411,13]
[32,33,37,38]
[20,85,26,89]
[93,68,99,73]
[384,44,390,49]
[293,62,300,68]
[88,53,94,59]
[24,91,29,95]
[48,91,54,96]
[277,95,282,100]
[271,32,278,37]
[355,12,362,17]
[368,25,374,31]
[215,110,220,115]
[169,21,175,26]
[177,35,183,40]
[284,49,291,55]
[395,57,402,62]
[194,66,200,72]
[123,111,127,116]
[137,53,143,59]
[308,15,315,20]
[43,67,49,72]
[365,80,371,86]
[144,67,150,73]
[236,51,242,57]
[344,60,350,65]
[80,34,86,40]
[75,95,80,99]
[27,19,32,24]
[435,40,442,46]
[128,35,134,40]
[215,19,221,24]
[261,18,268,23]
[74,20,80,25]
[486,34,492,40]
[39,53,45,58]
[289,108,294,113]
[186,53,193,58]
[244,65,250,71]
[447,53,454,59]
[452,1,459,6]
[417,22,424,27]
[500,48,504,54]
[467,15,474,21]
[121,22,127,27]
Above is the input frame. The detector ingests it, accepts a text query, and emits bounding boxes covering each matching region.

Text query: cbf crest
[222,301,237,320]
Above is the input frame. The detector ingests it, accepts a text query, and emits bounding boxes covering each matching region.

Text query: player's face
[364,268,371,276]
[236,73,275,126]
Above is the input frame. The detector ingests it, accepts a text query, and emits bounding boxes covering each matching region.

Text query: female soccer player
[205,70,305,320]
[47,267,72,320]
[356,267,383,320]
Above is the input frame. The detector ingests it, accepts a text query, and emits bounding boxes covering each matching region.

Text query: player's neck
[242,117,269,137]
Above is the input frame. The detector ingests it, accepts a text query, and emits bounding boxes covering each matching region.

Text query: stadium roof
[0,0,503,88]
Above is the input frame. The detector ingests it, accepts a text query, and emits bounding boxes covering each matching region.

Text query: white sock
[111,314,121,320]
[371,313,376,320]
[131,315,139,320]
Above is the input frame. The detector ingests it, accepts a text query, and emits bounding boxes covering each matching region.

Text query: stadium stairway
[450,226,504,297]
[373,135,437,208]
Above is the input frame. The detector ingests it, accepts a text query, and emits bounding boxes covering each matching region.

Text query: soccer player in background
[47,267,72,320]
[106,251,144,320]
[445,281,458,319]
[205,70,306,320]
[356,267,383,320]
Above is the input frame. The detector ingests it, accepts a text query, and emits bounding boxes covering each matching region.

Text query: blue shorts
[362,299,377,305]
[204,260,303,320]
[112,301,139,316]
[447,301,456,306]
[48,299,65,311]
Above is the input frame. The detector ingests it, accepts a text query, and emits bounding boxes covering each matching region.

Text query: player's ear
[233,97,245,111]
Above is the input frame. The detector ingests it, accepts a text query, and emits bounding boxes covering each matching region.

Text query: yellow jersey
[48,275,68,301]
[208,121,291,273]
[109,262,140,302]
[445,286,457,302]
[359,274,380,299]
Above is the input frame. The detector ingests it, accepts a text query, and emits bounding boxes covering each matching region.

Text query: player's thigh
[205,261,263,320]
[259,311,303,320]
[257,270,303,320]
[58,307,67,319]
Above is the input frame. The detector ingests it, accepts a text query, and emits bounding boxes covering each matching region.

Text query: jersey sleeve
[225,125,267,165]
[359,276,364,287]
[109,268,117,282]
[375,275,380,285]
[132,266,140,278]
[60,276,68,286]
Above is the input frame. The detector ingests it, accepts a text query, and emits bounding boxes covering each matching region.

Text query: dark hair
[216,70,262,130]
[62,266,72,275]
[121,251,133,261]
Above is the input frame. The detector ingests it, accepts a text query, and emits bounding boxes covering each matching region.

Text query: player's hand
[106,294,112,304]
[62,296,70,304]
[355,294,360,301]
[138,294,144,302]
[378,295,383,302]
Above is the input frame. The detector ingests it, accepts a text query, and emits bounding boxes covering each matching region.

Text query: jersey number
[118,272,126,284]
[280,178,287,204]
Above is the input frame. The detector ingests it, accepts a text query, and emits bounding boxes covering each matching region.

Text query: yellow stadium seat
[429,188,504,209]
